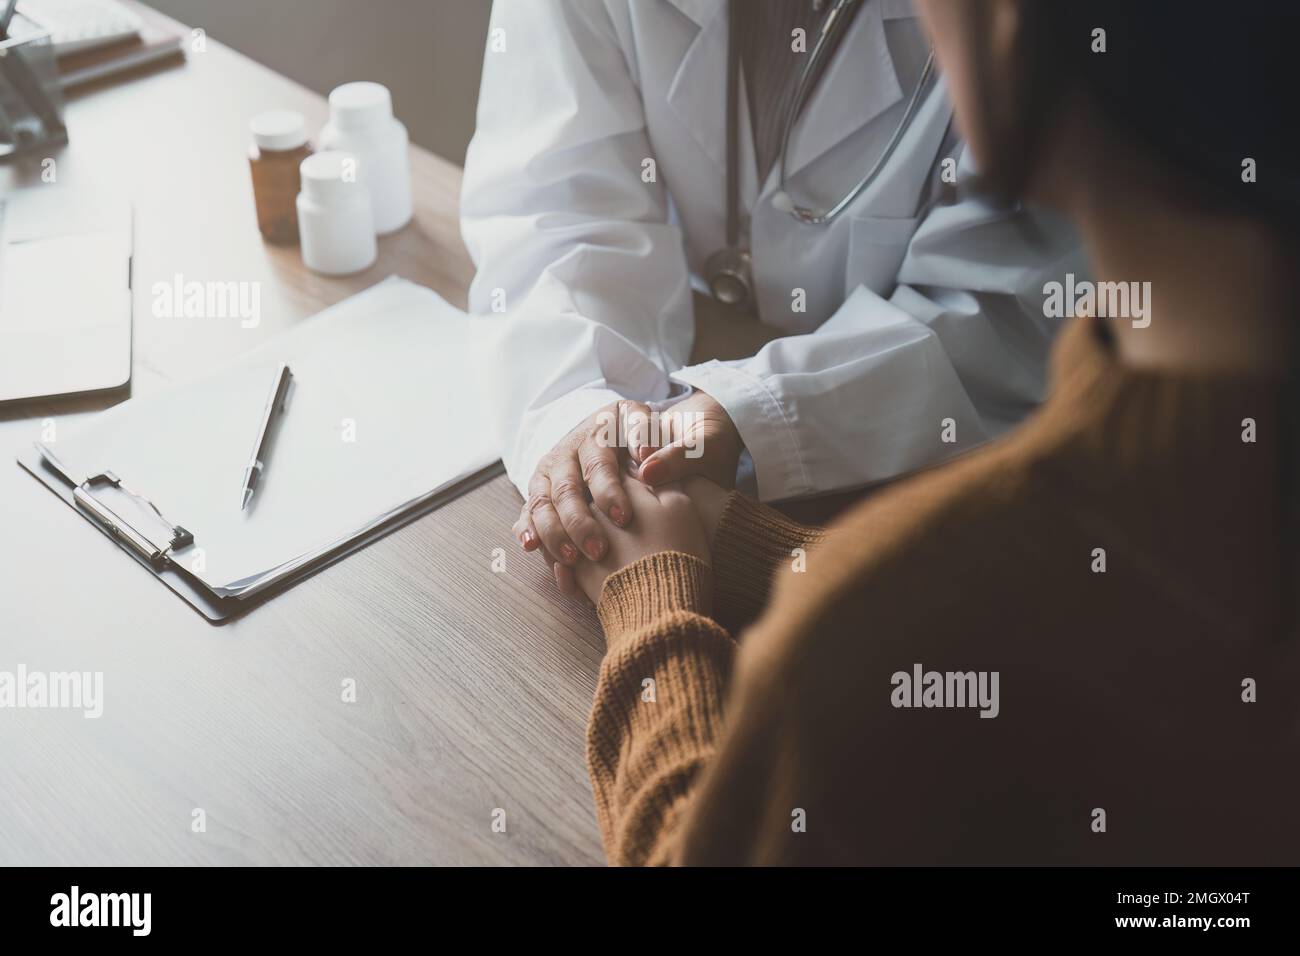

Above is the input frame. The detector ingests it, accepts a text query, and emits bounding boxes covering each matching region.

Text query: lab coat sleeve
[460,0,693,497]
[672,192,1087,501]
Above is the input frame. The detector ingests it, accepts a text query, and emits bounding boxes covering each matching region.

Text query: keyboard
[10,0,142,55]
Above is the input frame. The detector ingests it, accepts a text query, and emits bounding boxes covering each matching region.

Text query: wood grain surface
[0,12,609,865]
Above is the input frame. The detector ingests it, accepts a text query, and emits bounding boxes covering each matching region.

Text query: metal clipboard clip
[37,444,193,570]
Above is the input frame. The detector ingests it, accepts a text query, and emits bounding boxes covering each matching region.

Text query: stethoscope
[705,0,937,309]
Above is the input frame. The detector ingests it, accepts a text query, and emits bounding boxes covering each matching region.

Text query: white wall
[149,0,492,164]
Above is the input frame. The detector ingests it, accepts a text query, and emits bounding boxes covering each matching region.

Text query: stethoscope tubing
[774,0,937,225]
[776,52,935,224]
[711,0,938,308]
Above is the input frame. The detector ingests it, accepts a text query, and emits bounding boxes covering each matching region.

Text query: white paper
[53,277,499,596]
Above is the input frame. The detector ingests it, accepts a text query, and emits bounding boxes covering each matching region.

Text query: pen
[240,363,293,511]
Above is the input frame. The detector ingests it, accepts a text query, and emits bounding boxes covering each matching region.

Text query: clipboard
[13,276,504,624]
[17,444,502,623]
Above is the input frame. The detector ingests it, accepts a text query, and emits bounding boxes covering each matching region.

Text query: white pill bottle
[318,82,413,235]
[296,150,378,275]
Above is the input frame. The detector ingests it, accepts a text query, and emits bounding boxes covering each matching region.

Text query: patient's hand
[568,475,711,605]
[679,475,731,545]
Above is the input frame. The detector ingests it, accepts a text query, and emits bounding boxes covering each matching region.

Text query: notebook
[19,276,501,617]
[54,0,185,89]
[5,0,186,89]
[11,0,141,55]
[0,187,133,405]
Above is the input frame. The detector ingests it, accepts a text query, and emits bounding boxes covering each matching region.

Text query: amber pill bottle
[249,110,313,245]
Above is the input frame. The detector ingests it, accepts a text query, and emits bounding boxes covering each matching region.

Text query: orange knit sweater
[586,317,1300,865]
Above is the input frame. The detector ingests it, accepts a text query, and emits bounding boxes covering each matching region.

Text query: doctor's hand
[515,399,656,566]
[515,393,741,568]
[636,391,743,490]
[570,476,711,606]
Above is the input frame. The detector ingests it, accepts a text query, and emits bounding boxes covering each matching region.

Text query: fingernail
[521,530,535,549]
[609,505,626,526]
[559,543,579,564]
[584,537,605,560]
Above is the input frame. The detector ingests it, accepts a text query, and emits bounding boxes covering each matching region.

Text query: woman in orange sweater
[562,0,1300,864]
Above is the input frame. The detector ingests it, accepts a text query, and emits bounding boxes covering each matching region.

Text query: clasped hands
[513,393,740,602]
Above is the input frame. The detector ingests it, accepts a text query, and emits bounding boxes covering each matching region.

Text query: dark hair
[1002,1,1300,633]
[1033,2,1300,232]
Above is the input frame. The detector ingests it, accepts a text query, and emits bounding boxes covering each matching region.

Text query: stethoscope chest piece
[705,246,754,309]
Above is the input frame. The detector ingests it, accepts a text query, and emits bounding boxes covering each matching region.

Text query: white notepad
[46,277,498,598]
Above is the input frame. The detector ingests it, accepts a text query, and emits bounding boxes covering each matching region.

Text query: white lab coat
[461,0,1086,501]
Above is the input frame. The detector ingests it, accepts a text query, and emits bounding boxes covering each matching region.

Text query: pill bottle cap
[300,150,365,201]
[250,109,308,151]
[328,82,394,131]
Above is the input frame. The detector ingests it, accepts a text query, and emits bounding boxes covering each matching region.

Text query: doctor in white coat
[461,0,1085,575]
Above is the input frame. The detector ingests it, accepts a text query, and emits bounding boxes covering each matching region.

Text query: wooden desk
[0,20,606,865]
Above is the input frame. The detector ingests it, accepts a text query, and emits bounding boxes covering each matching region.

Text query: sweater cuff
[711,492,826,633]
[597,552,713,648]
